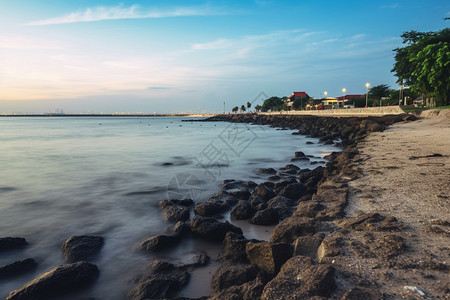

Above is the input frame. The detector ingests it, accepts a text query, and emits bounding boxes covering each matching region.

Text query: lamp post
[341,88,346,108]
[365,82,370,107]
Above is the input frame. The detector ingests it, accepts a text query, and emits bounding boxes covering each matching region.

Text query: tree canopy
[392,28,450,106]
[369,84,392,100]
[261,96,285,112]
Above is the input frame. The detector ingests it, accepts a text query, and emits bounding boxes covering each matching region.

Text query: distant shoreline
[0,113,217,117]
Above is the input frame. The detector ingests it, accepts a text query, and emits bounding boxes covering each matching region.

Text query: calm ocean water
[0,116,339,299]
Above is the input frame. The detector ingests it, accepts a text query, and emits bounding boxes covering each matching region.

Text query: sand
[342,109,450,298]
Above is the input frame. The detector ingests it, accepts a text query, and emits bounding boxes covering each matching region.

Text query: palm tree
[254,104,262,112]
[240,105,246,113]
[247,101,251,111]
[232,106,239,113]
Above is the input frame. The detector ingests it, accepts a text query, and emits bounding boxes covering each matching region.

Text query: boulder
[140,234,179,251]
[317,235,342,262]
[268,196,296,208]
[250,195,267,211]
[246,242,293,276]
[210,264,259,295]
[261,256,335,299]
[0,237,27,252]
[294,151,306,158]
[276,182,308,200]
[127,260,189,300]
[161,205,190,222]
[218,232,260,263]
[250,208,279,225]
[258,168,277,174]
[62,236,104,262]
[293,234,325,259]
[0,258,38,279]
[281,164,300,171]
[230,200,255,220]
[229,189,252,200]
[270,216,316,244]
[253,184,276,201]
[190,216,243,241]
[210,272,267,300]
[7,262,99,300]
[183,250,210,267]
[194,194,237,217]
[158,199,194,208]
[272,177,297,190]
[222,180,257,191]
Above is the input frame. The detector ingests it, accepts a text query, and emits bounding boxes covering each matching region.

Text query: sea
[0,116,339,299]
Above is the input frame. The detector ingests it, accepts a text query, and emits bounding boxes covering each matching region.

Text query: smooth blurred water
[0,116,339,299]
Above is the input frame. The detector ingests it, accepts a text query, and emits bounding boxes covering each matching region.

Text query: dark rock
[290,157,310,162]
[305,141,314,144]
[267,195,296,208]
[230,200,255,220]
[229,189,252,201]
[253,184,276,201]
[261,256,335,299]
[272,177,297,189]
[210,272,267,300]
[278,168,298,174]
[62,236,104,262]
[222,180,257,191]
[158,199,194,208]
[293,234,325,259]
[161,205,190,222]
[173,220,191,236]
[0,258,38,279]
[281,164,300,171]
[218,232,257,263]
[276,182,308,200]
[0,237,27,252]
[194,194,237,217]
[246,242,293,276]
[127,260,189,300]
[267,175,282,181]
[183,250,210,267]
[210,264,259,295]
[270,216,316,243]
[250,195,267,211]
[250,208,279,225]
[340,212,405,231]
[141,234,179,251]
[190,216,243,241]
[7,262,99,300]
[258,168,277,174]
[341,286,383,300]
[294,151,306,158]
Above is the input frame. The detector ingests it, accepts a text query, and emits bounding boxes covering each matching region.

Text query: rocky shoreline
[3,112,438,299]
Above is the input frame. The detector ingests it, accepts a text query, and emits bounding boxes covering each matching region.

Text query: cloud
[26,4,222,26]
[381,3,399,9]
[147,86,171,90]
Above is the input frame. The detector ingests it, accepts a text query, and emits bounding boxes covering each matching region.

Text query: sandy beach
[341,109,450,298]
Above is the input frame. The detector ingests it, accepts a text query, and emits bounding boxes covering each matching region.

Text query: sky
[0,0,449,114]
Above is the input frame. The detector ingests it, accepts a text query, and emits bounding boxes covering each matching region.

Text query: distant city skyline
[1,0,449,113]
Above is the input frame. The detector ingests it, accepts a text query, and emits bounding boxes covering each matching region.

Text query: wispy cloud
[26,4,222,26]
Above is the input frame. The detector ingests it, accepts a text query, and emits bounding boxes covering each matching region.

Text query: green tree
[240,105,246,113]
[232,106,239,113]
[292,96,309,110]
[247,101,251,110]
[369,84,392,100]
[254,104,262,112]
[261,96,284,112]
[392,28,450,106]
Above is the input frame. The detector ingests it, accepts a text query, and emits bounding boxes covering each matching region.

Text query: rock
[158,199,194,208]
[190,216,243,241]
[298,166,324,183]
[258,168,277,174]
[210,272,267,300]
[210,264,259,295]
[184,250,210,267]
[62,236,104,262]
[250,208,279,225]
[267,196,296,221]
[293,234,325,259]
[253,184,276,201]
[294,151,306,158]
[141,234,179,251]
[230,200,255,220]
[194,194,238,217]
[218,232,260,263]
[267,175,282,181]
[229,189,252,200]
[162,205,190,222]
[173,221,191,236]
[281,164,300,171]
[317,235,342,262]
[290,157,310,162]
[305,141,314,144]
[294,200,323,218]
[341,286,383,300]
[276,182,308,200]
[261,256,335,299]
[222,180,257,191]
[0,258,38,279]
[7,262,99,300]
[340,212,405,231]
[127,260,189,300]
[270,216,316,244]
[246,242,293,276]
[0,237,27,252]
[272,177,297,190]
[250,195,267,211]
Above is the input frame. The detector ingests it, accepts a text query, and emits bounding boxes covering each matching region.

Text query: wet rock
[158,199,194,208]
[267,175,282,181]
[222,180,257,191]
[272,177,297,190]
[305,141,314,144]
[281,164,300,171]
[230,200,255,220]
[293,234,325,259]
[294,151,306,158]
[250,195,267,211]
[258,168,277,174]
[184,250,210,267]
[267,196,296,220]
[341,286,382,300]
[246,242,293,276]
[250,208,279,225]
[253,184,276,201]
[0,237,27,252]
[173,220,191,236]
[229,189,252,200]
[276,182,308,200]
[127,260,189,300]
[270,216,316,243]
[0,258,38,279]
[7,262,99,300]
[340,212,405,231]
[190,216,243,241]
[62,236,104,262]
[194,194,237,217]
[217,232,258,263]
[210,264,259,295]
[261,256,335,299]
[290,157,310,162]
[141,234,179,251]
[210,272,267,300]
[298,166,324,183]
[161,205,190,222]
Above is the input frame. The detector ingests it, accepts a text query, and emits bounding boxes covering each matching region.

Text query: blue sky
[1,0,449,113]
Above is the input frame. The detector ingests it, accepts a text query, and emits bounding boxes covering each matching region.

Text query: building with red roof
[286,91,310,109]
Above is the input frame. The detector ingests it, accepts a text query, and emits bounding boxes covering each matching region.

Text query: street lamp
[365,82,370,107]
[341,88,346,108]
